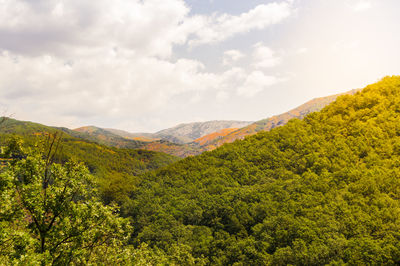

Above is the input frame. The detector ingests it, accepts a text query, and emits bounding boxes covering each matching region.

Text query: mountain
[72,91,360,157]
[123,76,400,264]
[105,120,253,145]
[4,88,361,160]
[198,89,360,151]
[193,127,239,146]
[153,120,253,144]
[73,125,197,157]
[0,118,179,203]
[105,128,159,142]
[73,126,146,149]
[73,121,254,157]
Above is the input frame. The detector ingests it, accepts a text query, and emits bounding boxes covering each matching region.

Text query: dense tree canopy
[2,76,400,264]
[0,138,132,264]
[123,76,400,264]
[0,121,179,205]
[0,134,199,264]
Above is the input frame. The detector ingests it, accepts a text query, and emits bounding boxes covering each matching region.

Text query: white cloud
[216,91,230,102]
[0,0,293,57]
[223,50,245,66]
[332,40,360,51]
[0,50,220,127]
[237,71,280,98]
[0,0,190,58]
[252,43,281,69]
[188,1,293,46]
[353,0,372,12]
[0,47,280,129]
[0,0,293,131]
[296,47,308,54]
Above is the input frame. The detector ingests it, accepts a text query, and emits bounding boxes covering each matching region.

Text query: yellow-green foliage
[0,146,132,265]
[0,121,179,204]
[125,76,400,265]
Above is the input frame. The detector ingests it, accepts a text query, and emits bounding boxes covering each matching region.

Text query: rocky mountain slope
[197,89,360,151]
[72,90,360,157]
[105,128,158,142]
[153,120,253,144]
[73,126,197,157]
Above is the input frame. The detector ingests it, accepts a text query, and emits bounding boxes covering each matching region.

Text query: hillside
[153,120,253,144]
[0,118,179,202]
[72,92,360,157]
[100,120,253,145]
[193,128,239,146]
[73,126,146,149]
[73,126,197,157]
[122,76,400,264]
[105,128,158,142]
[199,89,360,151]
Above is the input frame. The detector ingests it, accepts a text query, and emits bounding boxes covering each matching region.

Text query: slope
[73,125,146,149]
[74,125,198,157]
[153,120,253,144]
[0,118,179,202]
[124,76,400,265]
[193,128,239,146]
[105,128,158,142]
[73,91,361,157]
[199,89,359,151]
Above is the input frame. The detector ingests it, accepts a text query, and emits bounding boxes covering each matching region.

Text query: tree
[0,109,10,128]
[0,135,132,264]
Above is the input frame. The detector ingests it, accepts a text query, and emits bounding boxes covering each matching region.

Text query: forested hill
[0,118,179,202]
[197,88,359,151]
[125,76,400,264]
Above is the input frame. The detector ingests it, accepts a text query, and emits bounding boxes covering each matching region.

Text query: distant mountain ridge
[195,89,361,151]
[73,89,360,157]
[73,126,145,149]
[73,121,254,157]
[2,88,361,158]
[73,126,197,157]
[0,117,179,176]
[104,128,157,142]
[153,120,253,144]
[80,120,253,145]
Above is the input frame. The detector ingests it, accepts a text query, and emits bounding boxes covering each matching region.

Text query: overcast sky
[1,0,399,132]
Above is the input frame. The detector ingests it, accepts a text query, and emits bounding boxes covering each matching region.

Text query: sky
[0,0,399,132]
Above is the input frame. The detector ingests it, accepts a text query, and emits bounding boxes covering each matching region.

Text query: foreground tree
[0,136,132,264]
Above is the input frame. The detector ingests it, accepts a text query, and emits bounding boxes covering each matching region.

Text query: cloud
[223,50,245,66]
[0,0,191,58]
[237,71,280,98]
[188,1,293,46]
[0,47,282,129]
[0,0,292,131]
[353,0,372,12]
[252,43,281,69]
[0,50,220,127]
[0,0,293,57]
[216,91,230,102]
[332,40,360,51]
[296,47,308,54]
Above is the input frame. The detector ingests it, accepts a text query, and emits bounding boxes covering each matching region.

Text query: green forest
[2,76,400,264]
